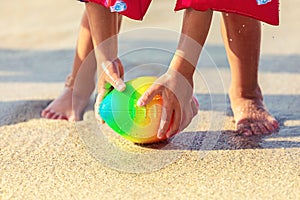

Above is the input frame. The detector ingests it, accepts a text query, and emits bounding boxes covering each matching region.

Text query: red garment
[175,0,279,25]
[84,0,279,25]
[85,0,152,20]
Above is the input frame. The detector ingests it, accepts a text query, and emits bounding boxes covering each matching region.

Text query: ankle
[229,84,263,101]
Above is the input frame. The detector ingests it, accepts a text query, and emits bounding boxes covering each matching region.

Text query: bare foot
[230,92,279,136]
[41,87,89,121]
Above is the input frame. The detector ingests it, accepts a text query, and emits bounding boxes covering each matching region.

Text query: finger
[101,61,126,92]
[115,59,125,78]
[192,96,200,110]
[157,106,173,139]
[95,78,113,124]
[94,91,106,124]
[137,84,161,107]
[177,98,198,132]
[166,108,180,138]
[191,98,199,116]
[178,109,193,133]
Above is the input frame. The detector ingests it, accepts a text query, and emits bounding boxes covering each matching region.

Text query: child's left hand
[94,59,125,123]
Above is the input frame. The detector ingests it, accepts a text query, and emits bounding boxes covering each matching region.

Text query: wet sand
[1,0,300,199]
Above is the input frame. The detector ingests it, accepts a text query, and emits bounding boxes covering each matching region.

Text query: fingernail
[137,99,144,106]
[116,81,126,91]
[193,96,200,109]
[166,132,176,139]
[157,130,164,139]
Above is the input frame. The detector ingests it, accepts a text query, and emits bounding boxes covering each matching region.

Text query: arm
[137,9,213,139]
[85,3,125,122]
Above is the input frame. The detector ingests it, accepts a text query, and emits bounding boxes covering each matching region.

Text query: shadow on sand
[1,93,299,150]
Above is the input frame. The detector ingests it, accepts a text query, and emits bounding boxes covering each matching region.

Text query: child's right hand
[94,59,125,123]
[137,69,199,139]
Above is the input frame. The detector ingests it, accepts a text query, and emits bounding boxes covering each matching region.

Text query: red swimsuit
[175,0,279,25]
[82,0,152,20]
[83,0,279,25]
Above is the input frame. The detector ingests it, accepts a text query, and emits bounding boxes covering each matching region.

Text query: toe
[51,113,60,119]
[269,120,280,133]
[237,123,253,136]
[58,115,68,120]
[257,122,269,134]
[68,112,81,121]
[68,115,75,122]
[266,115,280,130]
[45,110,55,119]
[41,109,50,117]
[250,123,261,135]
[242,129,253,136]
[74,113,82,121]
[70,108,84,121]
[263,121,275,133]
[272,119,280,130]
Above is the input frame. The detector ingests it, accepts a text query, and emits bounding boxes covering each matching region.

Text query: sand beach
[0,0,299,199]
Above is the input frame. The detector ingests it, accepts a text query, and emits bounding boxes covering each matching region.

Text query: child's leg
[221,13,279,135]
[170,9,213,76]
[86,2,127,123]
[41,11,94,121]
[41,10,122,121]
[161,9,212,138]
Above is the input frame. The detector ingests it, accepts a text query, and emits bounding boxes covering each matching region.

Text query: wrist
[169,55,195,85]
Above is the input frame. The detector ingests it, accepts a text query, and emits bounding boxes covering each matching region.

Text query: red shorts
[83,0,279,25]
[82,0,152,20]
[175,0,279,25]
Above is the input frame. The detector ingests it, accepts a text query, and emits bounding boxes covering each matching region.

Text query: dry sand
[1,0,300,199]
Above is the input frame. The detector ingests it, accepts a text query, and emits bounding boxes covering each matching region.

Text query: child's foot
[41,87,84,121]
[42,73,94,121]
[229,90,279,136]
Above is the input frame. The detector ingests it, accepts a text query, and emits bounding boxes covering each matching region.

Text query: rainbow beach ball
[99,76,164,144]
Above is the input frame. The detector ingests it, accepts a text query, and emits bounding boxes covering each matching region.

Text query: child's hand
[94,59,125,123]
[137,69,199,139]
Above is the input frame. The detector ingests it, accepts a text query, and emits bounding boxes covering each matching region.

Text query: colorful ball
[99,76,164,144]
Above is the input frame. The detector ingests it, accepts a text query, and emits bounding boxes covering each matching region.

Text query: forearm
[171,9,213,79]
